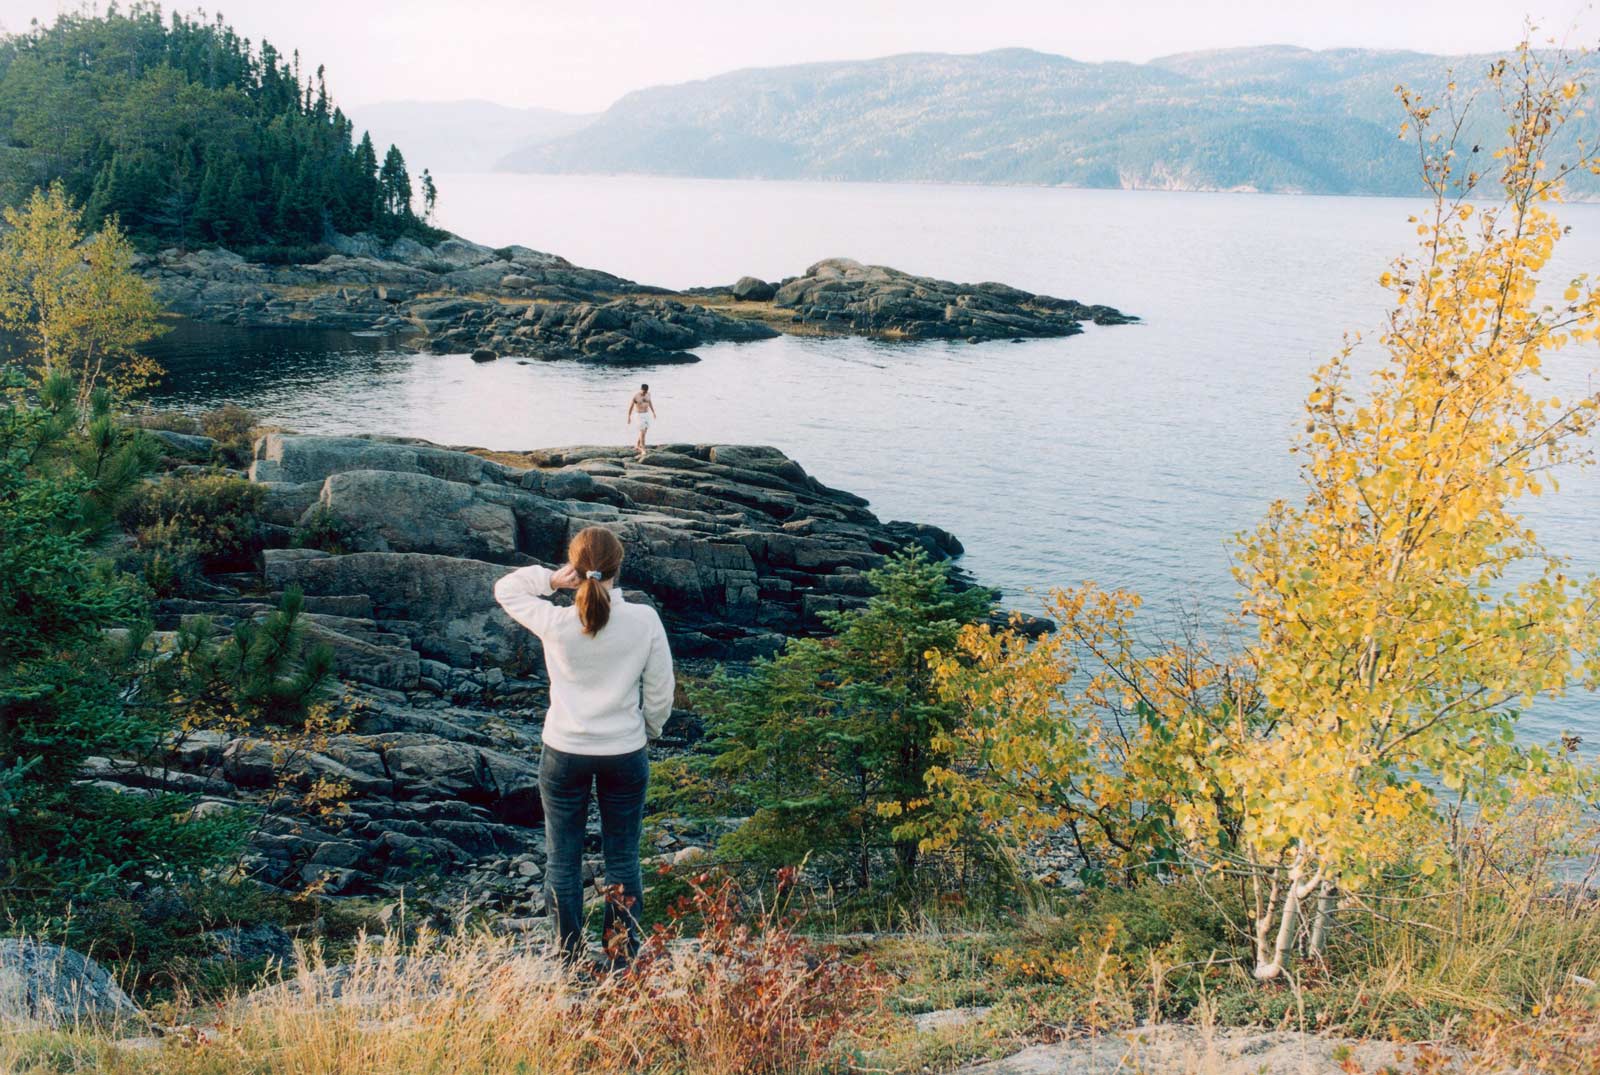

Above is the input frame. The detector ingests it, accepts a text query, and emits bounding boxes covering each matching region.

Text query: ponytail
[568,526,624,636]
[575,575,612,635]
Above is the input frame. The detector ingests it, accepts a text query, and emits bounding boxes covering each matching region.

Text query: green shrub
[292,504,360,555]
[198,404,259,467]
[130,409,201,436]
[119,472,265,591]
[150,589,336,727]
[125,519,201,596]
[58,876,297,1003]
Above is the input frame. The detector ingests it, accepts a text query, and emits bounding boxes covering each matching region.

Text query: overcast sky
[0,0,1594,112]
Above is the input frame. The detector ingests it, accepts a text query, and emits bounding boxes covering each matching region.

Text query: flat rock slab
[948,1025,1447,1075]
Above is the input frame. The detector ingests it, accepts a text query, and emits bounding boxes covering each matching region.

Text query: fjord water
[146,175,1600,742]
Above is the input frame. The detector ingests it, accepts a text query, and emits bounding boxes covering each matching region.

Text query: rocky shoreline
[140,233,1135,364]
[691,257,1135,341]
[94,431,970,916]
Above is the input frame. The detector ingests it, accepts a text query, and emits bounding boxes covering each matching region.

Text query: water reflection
[143,320,411,404]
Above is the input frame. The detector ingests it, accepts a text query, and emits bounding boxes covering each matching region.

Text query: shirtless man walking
[626,383,656,462]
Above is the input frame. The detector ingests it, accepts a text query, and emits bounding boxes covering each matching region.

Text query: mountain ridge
[491,44,1592,196]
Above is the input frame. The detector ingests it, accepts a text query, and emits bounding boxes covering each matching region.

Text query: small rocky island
[693,257,1136,340]
[115,430,968,909]
[141,234,1136,365]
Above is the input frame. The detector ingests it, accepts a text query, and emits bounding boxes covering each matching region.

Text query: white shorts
[636,413,651,431]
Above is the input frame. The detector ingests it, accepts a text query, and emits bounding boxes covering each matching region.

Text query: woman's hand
[550,564,580,590]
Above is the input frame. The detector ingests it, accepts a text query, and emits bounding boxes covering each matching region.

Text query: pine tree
[352,132,381,228]
[0,376,237,914]
[680,551,997,887]
[85,153,156,234]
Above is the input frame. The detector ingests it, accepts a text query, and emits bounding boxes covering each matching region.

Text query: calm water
[145,175,1600,743]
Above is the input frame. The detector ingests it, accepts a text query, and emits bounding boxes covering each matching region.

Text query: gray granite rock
[771,257,1135,340]
[149,429,217,460]
[945,1025,1445,1075]
[0,939,142,1029]
[317,469,518,561]
[731,275,777,301]
[203,924,296,964]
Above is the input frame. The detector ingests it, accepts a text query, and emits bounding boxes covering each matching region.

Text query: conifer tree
[421,168,438,224]
[379,144,413,220]
[681,551,996,887]
[194,162,227,241]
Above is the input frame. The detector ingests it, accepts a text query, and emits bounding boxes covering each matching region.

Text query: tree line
[0,3,443,257]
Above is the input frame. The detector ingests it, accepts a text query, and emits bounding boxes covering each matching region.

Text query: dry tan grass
[2,876,881,1075]
[465,448,538,470]
[641,291,872,338]
[3,932,592,1075]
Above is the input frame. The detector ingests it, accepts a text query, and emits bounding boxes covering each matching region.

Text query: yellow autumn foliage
[924,42,1600,980]
[0,182,164,401]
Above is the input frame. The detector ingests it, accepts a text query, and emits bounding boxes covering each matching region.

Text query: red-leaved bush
[589,866,883,1073]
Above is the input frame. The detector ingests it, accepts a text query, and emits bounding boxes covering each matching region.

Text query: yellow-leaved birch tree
[925,43,1600,981]
[1232,44,1600,979]
[0,183,163,403]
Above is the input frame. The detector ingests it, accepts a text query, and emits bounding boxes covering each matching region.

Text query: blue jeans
[538,744,649,962]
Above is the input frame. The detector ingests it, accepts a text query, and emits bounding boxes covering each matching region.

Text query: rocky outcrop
[140,237,1132,365]
[127,668,551,901]
[250,432,961,661]
[420,294,778,365]
[762,258,1136,340]
[0,939,143,1029]
[140,236,776,366]
[731,275,777,301]
[86,432,970,907]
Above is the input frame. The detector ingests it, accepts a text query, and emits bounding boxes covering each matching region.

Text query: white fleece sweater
[493,564,675,755]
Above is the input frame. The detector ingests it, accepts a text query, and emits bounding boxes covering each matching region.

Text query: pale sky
[1,0,1595,113]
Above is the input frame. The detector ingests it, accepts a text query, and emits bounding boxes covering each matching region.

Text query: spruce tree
[681,551,997,888]
[352,132,381,229]
[194,163,227,242]
[222,165,255,244]
[378,144,413,220]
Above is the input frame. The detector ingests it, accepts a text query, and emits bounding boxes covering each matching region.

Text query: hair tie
[585,570,604,580]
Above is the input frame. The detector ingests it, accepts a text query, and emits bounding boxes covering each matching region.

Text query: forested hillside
[504,45,1600,196]
[0,5,442,257]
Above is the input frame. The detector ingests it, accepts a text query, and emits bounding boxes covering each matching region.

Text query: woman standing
[494,527,674,963]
